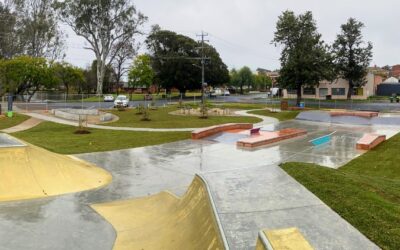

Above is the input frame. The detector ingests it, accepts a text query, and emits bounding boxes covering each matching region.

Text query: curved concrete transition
[0,139,112,202]
[91,175,228,250]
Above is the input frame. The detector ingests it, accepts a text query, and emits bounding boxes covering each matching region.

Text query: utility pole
[196,31,209,107]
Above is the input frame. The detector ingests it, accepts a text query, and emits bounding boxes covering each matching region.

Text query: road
[10,93,400,112]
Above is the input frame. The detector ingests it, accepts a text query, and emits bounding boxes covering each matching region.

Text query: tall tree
[13,0,64,59]
[56,0,147,95]
[146,27,229,95]
[111,40,138,94]
[273,11,334,105]
[332,18,373,99]
[128,54,154,90]
[0,2,22,59]
[52,62,85,98]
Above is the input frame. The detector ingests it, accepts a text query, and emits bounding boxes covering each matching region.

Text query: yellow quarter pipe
[91,175,228,250]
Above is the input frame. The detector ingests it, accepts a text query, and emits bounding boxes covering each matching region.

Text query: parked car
[223,90,230,96]
[103,94,114,102]
[144,94,153,100]
[114,95,129,107]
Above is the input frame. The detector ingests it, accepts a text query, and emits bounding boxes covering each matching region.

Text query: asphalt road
[11,93,400,112]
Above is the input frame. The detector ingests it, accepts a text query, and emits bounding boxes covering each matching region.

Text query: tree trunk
[240,84,243,94]
[96,56,105,96]
[296,84,302,106]
[347,79,353,100]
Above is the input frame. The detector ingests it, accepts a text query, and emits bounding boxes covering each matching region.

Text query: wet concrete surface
[0,120,399,249]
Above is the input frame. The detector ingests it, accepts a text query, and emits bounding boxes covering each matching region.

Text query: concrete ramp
[91,175,228,250]
[0,138,112,202]
[256,228,314,250]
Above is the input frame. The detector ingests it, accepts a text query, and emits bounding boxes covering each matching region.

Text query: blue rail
[309,132,336,146]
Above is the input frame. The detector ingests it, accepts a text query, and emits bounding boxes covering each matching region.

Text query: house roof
[383,77,399,84]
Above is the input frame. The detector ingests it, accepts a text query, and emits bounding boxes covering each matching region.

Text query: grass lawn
[248,109,300,121]
[281,133,400,250]
[12,122,190,154]
[0,113,30,130]
[105,106,262,128]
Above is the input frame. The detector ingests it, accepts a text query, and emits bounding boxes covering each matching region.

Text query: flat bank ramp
[0,140,112,202]
[91,175,228,250]
[256,227,314,250]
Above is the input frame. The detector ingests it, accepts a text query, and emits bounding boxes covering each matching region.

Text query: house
[282,67,388,100]
[256,68,280,85]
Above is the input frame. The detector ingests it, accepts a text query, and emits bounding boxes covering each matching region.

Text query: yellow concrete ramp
[256,227,314,250]
[91,175,228,250]
[0,142,112,202]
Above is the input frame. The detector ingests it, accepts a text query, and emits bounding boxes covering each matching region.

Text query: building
[390,65,400,78]
[282,68,387,100]
[377,77,400,96]
[256,68,280,85]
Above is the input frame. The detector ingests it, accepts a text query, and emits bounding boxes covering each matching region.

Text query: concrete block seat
[256,227,314,250]
[237,128,307,148]
[91,175,228,250]
[330,110,379,118]
[191,123,253,139]
[356,133,386,150]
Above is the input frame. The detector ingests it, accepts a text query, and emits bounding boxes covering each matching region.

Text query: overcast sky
[65,0,400,71]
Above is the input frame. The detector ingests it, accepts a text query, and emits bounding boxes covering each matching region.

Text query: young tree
[128,54,154,90]
[56,0,147,95]
[52,62,85,98]
[254,74,272,91]
[273,11,334,105]
[238,66,254,94]
[332,18,373,99]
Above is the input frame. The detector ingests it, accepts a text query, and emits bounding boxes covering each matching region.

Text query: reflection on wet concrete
[0,120,398,249]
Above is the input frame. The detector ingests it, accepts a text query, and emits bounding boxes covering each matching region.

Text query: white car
[103,94,114,102]
[223,90,230,96]
[114,95,129,107]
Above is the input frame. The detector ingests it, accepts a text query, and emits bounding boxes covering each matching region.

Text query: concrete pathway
[24,110,278,132]
[1,120,398,249]
[1,117,43,133]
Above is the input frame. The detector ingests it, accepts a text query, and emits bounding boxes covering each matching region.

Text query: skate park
[0,108,399,250]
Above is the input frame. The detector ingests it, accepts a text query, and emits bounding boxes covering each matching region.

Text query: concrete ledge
[330,111,379,118]
[191,123,253,139]
[356,134,386,150]
[237,128,307,148]
[256,227,314,250]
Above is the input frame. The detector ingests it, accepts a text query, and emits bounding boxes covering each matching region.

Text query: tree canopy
[56,0,147,95]
[0,56,56,100]
[146,27,229,94]
[273,10,334,104]
[332,18,373,99]
[52,62,85,97]
[128,54,154,90]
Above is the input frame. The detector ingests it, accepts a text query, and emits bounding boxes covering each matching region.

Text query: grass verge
[105,106,261,128]
[0,113,30,130]
[281,133,400,250]
[13,122,190,154]
[248,109,300,121]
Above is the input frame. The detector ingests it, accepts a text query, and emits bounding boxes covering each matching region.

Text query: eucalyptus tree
[332,18,373,99]
[14,0,64,59]
[111,41,138,94]
[273,11,334,105]
[56,0,147,95]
